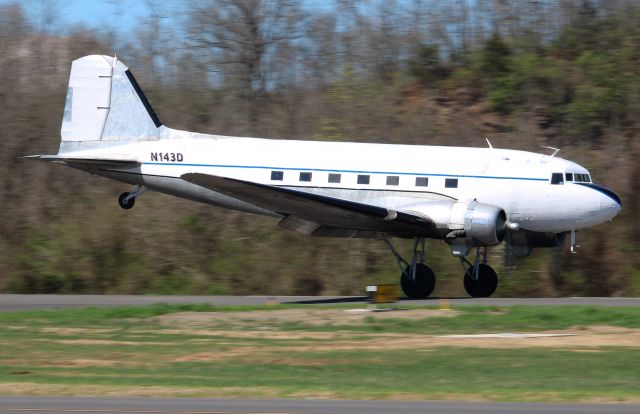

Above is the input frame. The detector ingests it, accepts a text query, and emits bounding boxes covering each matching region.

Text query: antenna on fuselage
[541,146,560,157]
[485,137,493,148]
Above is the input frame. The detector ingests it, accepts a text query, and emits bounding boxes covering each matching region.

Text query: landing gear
[401,263,436,299]
[118,192,135,209]
[570,229,579,253]
[118,185,146,210]
[384,237,436,299]
[463,263,498,297]
[383,237,499,298]
[458,247,498,297]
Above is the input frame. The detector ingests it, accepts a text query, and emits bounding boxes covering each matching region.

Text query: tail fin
[61,55,162,145]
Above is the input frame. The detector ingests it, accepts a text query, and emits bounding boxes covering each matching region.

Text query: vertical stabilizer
[60,55,162,145]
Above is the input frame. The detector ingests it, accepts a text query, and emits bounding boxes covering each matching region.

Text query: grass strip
[0,303,638,402]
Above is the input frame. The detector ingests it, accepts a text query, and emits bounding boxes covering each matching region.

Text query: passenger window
[565,173,573,182]
[551,173,564,185]
[271,171,283,181]
[299,172,312,182]
[357,175,370,185]
[415,177,428,187]
[386,176,399,186]
[328,173,341,184]
[445,178,458,188]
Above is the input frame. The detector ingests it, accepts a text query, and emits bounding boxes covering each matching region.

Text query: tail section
[61,55,162,145]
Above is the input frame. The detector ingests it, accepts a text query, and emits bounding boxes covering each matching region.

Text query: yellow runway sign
[367,284,398,304]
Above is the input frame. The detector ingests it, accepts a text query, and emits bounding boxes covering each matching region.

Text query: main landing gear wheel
[118,192,135,209]
[464,263,498,298]
[401,263,436,299]
[384,237,436,299]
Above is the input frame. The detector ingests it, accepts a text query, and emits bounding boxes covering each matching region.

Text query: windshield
[564,172,591,183]
[573,173,591,183]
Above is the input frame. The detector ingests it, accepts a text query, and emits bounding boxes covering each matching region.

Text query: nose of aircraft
[573,182,621,227]
[596,185,622,219]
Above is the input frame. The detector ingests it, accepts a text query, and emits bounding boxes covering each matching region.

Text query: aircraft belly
[144,175,280,216]
[96,169,279,217]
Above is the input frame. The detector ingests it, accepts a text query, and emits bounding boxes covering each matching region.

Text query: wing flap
[181,173,434,235]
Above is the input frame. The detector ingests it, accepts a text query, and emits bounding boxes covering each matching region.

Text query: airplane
[27,55,622,298]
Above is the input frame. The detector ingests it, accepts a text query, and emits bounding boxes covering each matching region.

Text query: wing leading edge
[181,173,436,237]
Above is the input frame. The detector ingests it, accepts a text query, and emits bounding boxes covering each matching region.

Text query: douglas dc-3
[28,55,622,298]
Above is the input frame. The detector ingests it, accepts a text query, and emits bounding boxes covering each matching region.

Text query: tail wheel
[463,263,498,297]
[118,192,135,210]
[400,263,436,299]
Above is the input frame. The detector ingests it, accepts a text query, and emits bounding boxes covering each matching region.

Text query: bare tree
[300,13,338,87]
[186,0,304,133]
[364,0,407,81]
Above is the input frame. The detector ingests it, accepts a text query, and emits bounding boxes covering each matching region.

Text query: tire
[400,263,436,299]
[463,263,498,297]
[118,192,135,210]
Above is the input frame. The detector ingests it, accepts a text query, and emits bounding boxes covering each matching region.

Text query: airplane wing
[23,155,140,167]
[181,173,436,237]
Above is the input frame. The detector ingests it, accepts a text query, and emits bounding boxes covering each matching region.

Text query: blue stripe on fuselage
[142,162,549,182]
[575,182,622,206]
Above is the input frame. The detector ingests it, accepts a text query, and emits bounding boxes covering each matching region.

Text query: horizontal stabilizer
[23,155,140,167]
[181,173,434,236]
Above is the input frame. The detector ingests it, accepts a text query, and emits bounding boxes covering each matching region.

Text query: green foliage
[562,51,627,140]
[408,44,450,86]
[451,10,640,137]
[487,75,520,114]
[480,33,512,79]
[464,33,519,113]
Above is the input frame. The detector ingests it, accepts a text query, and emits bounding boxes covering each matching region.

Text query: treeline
[0,0,638,296]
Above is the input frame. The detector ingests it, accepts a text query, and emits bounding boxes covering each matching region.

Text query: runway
[0,294,638,311]
[1,397,639,414]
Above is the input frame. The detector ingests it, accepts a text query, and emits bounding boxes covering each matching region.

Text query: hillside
[0,1,637,296]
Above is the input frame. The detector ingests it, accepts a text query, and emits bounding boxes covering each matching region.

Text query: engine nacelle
[447,201,507,247]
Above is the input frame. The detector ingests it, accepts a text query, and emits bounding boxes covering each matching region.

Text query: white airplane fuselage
[63,129,621,235]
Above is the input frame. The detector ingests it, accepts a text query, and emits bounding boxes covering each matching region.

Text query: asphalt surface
[1,397,639,414]
[0,294,638,311]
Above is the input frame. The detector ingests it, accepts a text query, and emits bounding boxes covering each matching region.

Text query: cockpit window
[551,173,564,185]
[564,172,592,183]
[574,173,591,183]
